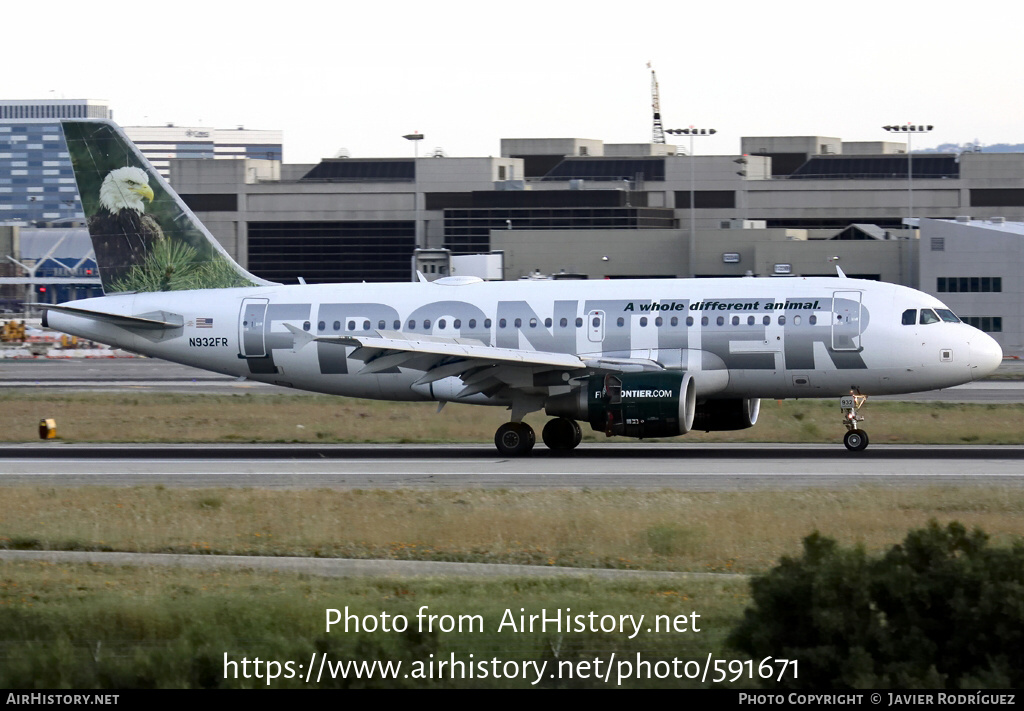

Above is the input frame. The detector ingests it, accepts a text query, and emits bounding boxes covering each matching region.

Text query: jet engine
[692,398,761,431]
[545,372,696,439]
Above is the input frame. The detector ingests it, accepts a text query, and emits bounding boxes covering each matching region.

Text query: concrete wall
[500,138,604,157]
[919,218,1023,356]
[491,227,918,285]
[492,229,688,280]
[740,136,841,156]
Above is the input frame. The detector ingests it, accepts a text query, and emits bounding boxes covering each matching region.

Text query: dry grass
[3,487,1022,573]
[1,391,1023,444]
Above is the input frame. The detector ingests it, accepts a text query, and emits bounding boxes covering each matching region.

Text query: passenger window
[514,318,522,328]
[378,320,386,330]
[701,317,709,326]
[530,318,538,328]
[762,315,770,326]
[393,320,401,330]
[731,316,739,326]
[408,320,416,329]
[544,318,552,328]
[778,315,786,325]
[318,321,326,331]
[640,317,648,327]
[716,316,724,326]
[559,318,568,328]
[794,315,802,325]
[809,315,817,325]
[747,315,755,326]
[920,309,940,325]
[438,319,446,329]
[576,317,583,328]
[424,320,431,329]
[468,319,476,328]
[499,319,507,328]
[655,317,663,327]
[616,317,625,327]
[484,319,492,328]
[347,321,355,331]
[902,309,917,325]
[685,317,692,326]
[363,320,370,330]
[333,321,341,331]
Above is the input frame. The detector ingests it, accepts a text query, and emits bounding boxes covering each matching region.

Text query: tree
[728,521,1024,688]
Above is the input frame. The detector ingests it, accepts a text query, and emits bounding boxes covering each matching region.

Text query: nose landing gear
[840,392,869,451]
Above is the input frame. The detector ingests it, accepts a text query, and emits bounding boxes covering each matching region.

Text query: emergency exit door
[239,298,269,357]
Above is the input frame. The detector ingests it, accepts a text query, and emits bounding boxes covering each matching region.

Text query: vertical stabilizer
[61,119,271,293]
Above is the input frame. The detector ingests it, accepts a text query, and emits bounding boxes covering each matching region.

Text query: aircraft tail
[61,119,272,294]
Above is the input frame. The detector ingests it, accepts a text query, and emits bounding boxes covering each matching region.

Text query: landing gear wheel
[542,418,582,452]
[495,422,536,456]
[843,429,869,452]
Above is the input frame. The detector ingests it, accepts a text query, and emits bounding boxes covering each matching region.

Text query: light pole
[883,123,932,228]
[667,127,716,278]
[403,132,424,247]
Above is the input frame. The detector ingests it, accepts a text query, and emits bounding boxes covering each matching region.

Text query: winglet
[836,265,847,278]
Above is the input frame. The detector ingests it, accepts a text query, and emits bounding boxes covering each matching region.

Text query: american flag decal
[196,317,214,328]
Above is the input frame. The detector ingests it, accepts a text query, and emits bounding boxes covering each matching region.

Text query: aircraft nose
[970,332,1003,380]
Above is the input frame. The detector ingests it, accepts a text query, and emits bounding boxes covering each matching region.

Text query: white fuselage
[47,276,1003,405]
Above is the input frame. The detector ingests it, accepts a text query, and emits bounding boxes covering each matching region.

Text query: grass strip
[2,391,1022,444]
[0,560,750,689]
[3,487,1023,574]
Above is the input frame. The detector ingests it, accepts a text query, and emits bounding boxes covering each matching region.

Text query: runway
[2,443,1022,489]
[3,360,1022,491]
[2,358,1023,402]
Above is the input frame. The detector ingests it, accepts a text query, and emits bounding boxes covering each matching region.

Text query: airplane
[40,119,1003,455]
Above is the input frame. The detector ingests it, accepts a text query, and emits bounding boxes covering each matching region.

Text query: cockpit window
[920,309,940,325]
[935,308,961,323]
[902,309,917,325]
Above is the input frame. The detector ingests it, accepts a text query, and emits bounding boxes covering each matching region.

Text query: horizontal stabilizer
[38,303,182,330]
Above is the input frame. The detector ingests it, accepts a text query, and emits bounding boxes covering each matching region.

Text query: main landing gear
[494,422,535,456]
[542,417,582,452]
[494,417,582,456]
[840,392,869,452]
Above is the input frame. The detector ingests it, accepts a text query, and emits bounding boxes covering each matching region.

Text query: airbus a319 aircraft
[42,119,1003,455]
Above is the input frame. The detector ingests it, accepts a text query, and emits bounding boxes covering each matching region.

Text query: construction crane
[648,62,665,144]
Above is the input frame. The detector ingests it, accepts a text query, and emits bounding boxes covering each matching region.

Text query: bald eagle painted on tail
[88,166,165,288]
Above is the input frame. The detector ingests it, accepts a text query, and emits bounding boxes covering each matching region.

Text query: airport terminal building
[917,217,1023,356]
[169,134,1024,286]
[168,135,1024,355]
[2,113,1023,353]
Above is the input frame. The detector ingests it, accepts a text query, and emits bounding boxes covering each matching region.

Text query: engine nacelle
[692,398,761,432]
[546,372,696,439]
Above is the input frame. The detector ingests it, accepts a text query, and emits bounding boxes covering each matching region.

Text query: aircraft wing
[283,324,663,397]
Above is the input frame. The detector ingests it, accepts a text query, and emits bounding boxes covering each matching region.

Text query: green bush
[728,521,1024,689]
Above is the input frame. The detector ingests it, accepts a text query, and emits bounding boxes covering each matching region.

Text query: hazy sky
[7,0,1022,163]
